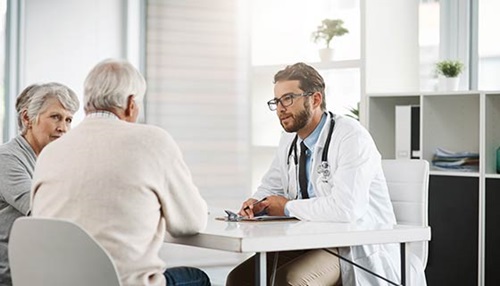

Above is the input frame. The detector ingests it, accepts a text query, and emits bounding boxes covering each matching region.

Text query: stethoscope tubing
[286,112,336,197]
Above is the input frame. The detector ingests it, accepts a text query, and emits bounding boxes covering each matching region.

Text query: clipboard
[216,215,298,222]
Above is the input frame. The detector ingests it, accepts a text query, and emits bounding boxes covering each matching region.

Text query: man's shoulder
[0,137,28,161]
[89,119,171,140]
[129,123,172,140]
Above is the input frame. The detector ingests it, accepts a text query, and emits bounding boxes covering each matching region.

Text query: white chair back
[382,159,430,268]
[9,217,121,286]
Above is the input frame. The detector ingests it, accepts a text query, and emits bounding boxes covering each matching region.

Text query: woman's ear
[21,109,31,128]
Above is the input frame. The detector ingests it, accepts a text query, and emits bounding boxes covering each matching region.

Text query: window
[251,0,360,65]
[478,0,500,90]
[419,0,440,91]
[250,0,362,147]
[0,0,6,143]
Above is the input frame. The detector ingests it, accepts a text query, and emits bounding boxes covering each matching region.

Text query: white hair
[17,82,80,134]
[83,58,146,113]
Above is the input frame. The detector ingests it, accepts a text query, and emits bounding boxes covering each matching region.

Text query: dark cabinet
[486,179,500,285]
[425,175,479,286]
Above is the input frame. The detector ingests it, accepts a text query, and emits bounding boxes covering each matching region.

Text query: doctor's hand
[259,195,289,216]
[239,198,267,218]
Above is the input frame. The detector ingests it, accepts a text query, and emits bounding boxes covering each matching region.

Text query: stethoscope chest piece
[317,161,331,182]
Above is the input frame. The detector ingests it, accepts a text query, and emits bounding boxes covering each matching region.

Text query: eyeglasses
[267,92,313,111]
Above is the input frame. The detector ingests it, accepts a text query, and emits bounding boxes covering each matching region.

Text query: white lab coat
[254,113,426,286]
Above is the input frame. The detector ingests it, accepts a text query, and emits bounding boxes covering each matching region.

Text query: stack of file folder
[432,147,479,172]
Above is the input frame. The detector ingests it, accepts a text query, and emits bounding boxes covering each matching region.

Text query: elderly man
[30,59,210,286]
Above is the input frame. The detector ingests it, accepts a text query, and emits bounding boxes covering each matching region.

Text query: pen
[243,197,267,211]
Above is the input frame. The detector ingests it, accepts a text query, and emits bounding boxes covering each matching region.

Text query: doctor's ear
[312,92,323,108]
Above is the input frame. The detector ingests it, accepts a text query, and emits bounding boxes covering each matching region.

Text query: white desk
[165,212,431,286]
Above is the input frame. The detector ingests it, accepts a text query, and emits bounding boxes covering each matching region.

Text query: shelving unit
[366,90,500,286]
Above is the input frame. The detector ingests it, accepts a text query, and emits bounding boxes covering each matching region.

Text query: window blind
[145,0,250,206]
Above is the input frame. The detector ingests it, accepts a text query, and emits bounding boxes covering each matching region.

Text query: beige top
[31,116,208,286]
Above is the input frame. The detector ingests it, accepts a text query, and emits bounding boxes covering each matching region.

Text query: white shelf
[422,93,480,164]
[485,174,500,179]
[366,90,498,286]
[367,92,484,165]
[430,170,480,177]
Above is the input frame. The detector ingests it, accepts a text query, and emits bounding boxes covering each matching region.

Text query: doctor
[226,63,426,286]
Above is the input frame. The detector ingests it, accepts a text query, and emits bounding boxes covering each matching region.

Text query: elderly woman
[0,82,79,286]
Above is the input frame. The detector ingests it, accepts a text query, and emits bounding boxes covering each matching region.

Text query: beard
[280,100,312,133]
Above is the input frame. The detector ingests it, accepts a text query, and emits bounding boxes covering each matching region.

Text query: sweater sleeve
[0,154,31,215]
[157,134,208,238]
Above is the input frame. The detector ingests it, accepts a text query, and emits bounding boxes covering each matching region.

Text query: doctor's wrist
[284,202,290,217]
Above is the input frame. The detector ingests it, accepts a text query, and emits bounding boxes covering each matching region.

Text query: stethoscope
[287,112,336,190]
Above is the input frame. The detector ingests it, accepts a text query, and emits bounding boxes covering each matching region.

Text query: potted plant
[345,102,359,121]
[435,60,464,91]
[311,19,348,62]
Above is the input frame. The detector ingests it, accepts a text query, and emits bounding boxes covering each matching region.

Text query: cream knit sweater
[31,117,208,286]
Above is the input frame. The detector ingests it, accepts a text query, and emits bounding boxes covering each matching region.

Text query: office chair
[382,159,430,268]
[9,217,121,286]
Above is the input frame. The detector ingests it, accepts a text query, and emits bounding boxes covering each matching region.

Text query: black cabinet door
[486,179,500,285]
[425,175,479,286]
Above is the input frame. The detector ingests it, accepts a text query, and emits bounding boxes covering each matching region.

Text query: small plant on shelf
[311,19,349,49]
[435,60,464,78]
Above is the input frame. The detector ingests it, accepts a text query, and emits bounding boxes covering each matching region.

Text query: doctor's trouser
[225,248,341,286]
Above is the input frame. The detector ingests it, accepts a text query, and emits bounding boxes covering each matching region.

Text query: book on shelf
[432,147,479,172]
[395,105,420,159]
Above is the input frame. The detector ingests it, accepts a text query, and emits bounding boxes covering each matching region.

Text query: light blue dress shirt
[284,113,327,216]
[300,112,327,198]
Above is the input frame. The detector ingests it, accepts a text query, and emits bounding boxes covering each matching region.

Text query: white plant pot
[438,76,460,91]
[318,48,334,62]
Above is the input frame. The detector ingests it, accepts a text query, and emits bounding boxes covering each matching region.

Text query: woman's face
[24,97,74,155]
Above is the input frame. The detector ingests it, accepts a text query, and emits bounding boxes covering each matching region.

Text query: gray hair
[83,58,146,113]
[17,82,80,134]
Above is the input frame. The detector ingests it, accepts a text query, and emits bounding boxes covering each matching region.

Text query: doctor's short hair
[16,82,80,134]
[83,58,146,114]
[274,62,327,111]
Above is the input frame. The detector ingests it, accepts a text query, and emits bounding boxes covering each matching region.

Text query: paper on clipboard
[216,215,298,222]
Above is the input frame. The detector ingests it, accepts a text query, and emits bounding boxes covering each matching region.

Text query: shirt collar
[16,135,37,159]
[86,110,120,120]
[301,112,327,151]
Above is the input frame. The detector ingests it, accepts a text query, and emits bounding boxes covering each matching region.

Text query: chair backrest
[382,159,430,268]
[9,217,121,286]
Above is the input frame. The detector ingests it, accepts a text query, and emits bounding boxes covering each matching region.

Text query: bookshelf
[366,91,500,286]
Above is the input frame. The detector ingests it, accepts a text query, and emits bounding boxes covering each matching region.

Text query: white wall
[365,0,419,93]
[21,0,124,124]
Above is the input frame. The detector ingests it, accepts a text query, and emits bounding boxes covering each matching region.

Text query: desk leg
[400,243,409,286]
[255,252,267,286]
